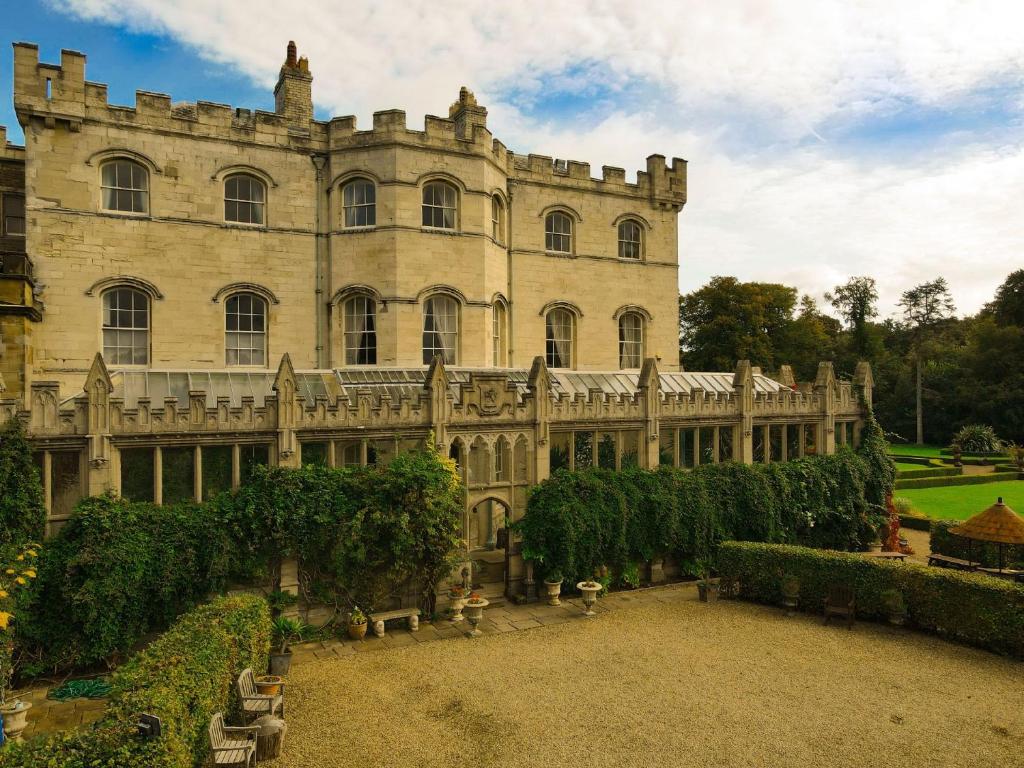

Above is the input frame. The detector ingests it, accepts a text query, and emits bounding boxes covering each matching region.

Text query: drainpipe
[311,154,329,368]
[506,180,515,367]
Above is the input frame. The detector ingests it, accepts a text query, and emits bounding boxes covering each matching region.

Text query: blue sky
[3,0,1023,316]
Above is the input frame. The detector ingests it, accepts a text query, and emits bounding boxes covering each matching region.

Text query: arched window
[618,219,642,259]
[545,211,573,253]
[343,295,377,365]
[225,292,267,365]
[422,181,457,229]
[545,308,574,369]
[618,312,644,368]
[492,299,508,367]
[422,294,459,364]
[102,287,149,365]
[491,195,505,243]
[224,174,266,225]
[101,159,148,213]
[342,179,376,227]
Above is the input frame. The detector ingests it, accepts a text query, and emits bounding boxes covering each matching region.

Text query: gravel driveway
[273,593,1023,768]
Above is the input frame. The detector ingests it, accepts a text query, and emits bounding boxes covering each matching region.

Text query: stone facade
[0,42,871,598]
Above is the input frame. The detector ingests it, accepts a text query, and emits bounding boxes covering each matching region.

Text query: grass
[887,443,945,458]
[899,480,1024,520]
[894,461,929,472]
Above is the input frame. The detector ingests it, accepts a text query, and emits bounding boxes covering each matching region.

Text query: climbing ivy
[0,419,46,556]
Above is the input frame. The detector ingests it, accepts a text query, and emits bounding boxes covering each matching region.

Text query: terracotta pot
[1,701,32,742]
[348,621,367,641]
[255,675,283,696]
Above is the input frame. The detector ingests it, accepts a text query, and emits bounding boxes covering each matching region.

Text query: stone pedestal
[253,715,287,762]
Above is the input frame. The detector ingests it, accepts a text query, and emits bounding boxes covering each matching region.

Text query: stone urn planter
[576,581,601,616]
[255,675,283,696]
[543,578,563,606]
[448,587,467,622]
[881,589,907,627]
[0,700,31,742]
[463,594,489,637]
[780,575,800,616]
[696,579,719,602]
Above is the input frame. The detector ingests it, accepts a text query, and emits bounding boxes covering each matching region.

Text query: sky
[2,0,1022,319]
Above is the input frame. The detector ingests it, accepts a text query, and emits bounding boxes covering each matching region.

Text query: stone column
[733,360,755,464]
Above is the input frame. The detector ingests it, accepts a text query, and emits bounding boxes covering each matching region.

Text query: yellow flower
[23,570,36,578]
[4,570,13,575]
[14,577,25,586]
[0,590,7,599]
[26,550,37,558]
[16,555,23,561]
[0,612,12,630]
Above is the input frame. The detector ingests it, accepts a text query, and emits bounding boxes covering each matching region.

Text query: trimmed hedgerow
[518,418,893,584]
[0,594,270,768]
[929,520,1024,570]
[895,471,1021,490]
[717,541,1024,658]
[894,467,961,480]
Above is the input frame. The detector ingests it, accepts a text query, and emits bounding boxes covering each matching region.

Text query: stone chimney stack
[448,86,487,139]
[274,40,313,129]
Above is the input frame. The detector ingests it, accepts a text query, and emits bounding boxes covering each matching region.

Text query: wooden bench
[927,553,978,571]
[823,584,855,629]
[863,551,908,561]
[368,607,420,637]
[237,667,284,724]
[208,712,258,767]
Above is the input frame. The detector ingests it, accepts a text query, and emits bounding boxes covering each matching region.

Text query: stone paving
[290,582,680,664]
[9,683,107,740]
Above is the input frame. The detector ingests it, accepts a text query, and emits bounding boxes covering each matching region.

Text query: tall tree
[899,277,956,444]
[983,269,1024,327]
[825,276,879,355]
[678,277,797,371]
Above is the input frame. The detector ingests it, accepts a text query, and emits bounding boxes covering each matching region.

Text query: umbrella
[950,497,1024,571]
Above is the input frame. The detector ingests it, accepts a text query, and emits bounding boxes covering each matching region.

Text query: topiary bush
[951,424,1003,453]
[717,541,1024,657]
[518,432,893,585]
[0,593,270,768]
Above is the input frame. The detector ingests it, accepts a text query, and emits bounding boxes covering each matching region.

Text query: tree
[983,269,1024,327]
[679,277,798,371]
[899,277,956,444]
[825,276,879,356]
[773,295,841,380]
[0,419,46,556]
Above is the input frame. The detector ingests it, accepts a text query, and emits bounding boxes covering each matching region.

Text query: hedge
[0,419,46,555]
[895,471,1021,490]
[717,541,1024,658]
[929,520,1024,570]
[894,467,961,480]
[898,514,932,532]
[518,430,893,584]
[0,594,271,768]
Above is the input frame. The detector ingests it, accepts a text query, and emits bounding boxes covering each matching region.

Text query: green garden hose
[46,678,111,701]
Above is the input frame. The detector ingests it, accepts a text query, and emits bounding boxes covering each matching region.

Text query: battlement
[0,126,25,161]
[510,152,686,206]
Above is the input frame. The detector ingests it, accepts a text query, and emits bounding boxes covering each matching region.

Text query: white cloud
[53,0,1024,315]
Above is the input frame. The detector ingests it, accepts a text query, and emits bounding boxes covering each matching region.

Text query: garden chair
[823,584,855,629]
[237,667,285,723]
[208,712,258,767]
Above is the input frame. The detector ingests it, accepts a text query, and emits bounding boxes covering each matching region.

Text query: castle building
[0,42,871,595]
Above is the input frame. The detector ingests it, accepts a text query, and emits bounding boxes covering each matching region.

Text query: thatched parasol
[950,497,1024,571]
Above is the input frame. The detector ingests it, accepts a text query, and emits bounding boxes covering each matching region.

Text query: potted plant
[695,561,719,603]
[269,616,302,676]
[462,592,489,637]
[951,442,963,468]
[576,580,602,616]
[780,574,800,616]
[255,674,284,696]
[881,589,907,626]
[0,544,40,742]
[448,584,467,622]
[543,571,563,606]
[348,607,368,641]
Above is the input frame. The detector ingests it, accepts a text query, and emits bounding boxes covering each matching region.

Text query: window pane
[598,433,616,469]
[680,428,695,469]
[573,431,593,468]
[301,442,329,467]
[699,427,715,465]
[225,293,267,366]
[422,295,458,364]
[240,444,270,484]
[659,428,675,467]
[344,296,377,365]
[201,445,233,500]
[162,446,196,504]
[550,432,570,472]
[120,448,154,502]
[51,451,83,518]
[719,426,735,463]
[621,431,640,469]
[545,309,573,368]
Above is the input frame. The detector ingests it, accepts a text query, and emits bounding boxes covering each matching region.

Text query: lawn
[894,461,930,472]
[276,594,1023,768]
[887,443,945,458]
[899,480,1024,520]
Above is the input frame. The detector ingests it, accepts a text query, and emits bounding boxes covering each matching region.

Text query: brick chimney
[448,86,487,139]
[274,41,313,129]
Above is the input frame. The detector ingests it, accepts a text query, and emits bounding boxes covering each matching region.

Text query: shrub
[929,520,1024,570]
[0,594,271,768]
[0,419,46,556]
[18,495,231,674]
[717,541,1024,657]
[951,424,1003,453]
[518,432,893,585]
[895,471,1020,490]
